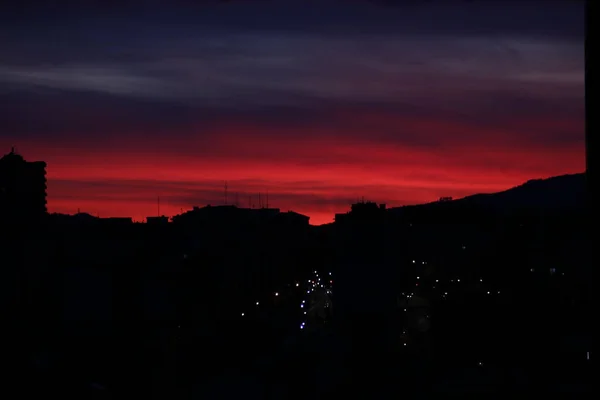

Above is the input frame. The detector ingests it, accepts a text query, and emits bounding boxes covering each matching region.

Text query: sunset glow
[0,1,584,224]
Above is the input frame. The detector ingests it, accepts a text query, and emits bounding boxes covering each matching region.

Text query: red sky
[0,1,585,225]
[8,111,584,225]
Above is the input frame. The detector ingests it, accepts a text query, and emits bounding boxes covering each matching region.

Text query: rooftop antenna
[235,192,239,207]
[249,195,252,209]
[258,193,262,208]
[224,181,228,205]
[157,196,160,217]
[266,190,269,208]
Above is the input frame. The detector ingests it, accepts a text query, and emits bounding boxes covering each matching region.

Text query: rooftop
[0,147,25,163]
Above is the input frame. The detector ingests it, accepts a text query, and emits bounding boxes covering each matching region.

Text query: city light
[183,200,583,390]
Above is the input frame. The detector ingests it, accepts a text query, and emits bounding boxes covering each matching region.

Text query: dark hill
[389,172,586,215]
[456,172,586,211]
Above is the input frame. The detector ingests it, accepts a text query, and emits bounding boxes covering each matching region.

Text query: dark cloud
[0,87,583,155]
[1,3,583,130]
[0,89,200,138]
[2,1,583,39]
[1,1,583,70]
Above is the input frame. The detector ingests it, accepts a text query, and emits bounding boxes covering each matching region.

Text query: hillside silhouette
[390,172,585,213]
[448,173,585,210]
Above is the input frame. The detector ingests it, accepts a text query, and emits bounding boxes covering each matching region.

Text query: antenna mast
[266,190,269,208]
[157,196,160,216]
[224,181,228,205]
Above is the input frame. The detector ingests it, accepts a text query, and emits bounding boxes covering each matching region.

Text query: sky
[0,0,585,224]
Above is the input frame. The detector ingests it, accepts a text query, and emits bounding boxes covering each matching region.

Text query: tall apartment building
[0,148,47,222]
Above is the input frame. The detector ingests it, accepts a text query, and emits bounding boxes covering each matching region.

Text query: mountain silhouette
[391,172,586,214]
[453,172,585,211]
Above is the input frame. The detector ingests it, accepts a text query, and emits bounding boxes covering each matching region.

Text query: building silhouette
[146,216,169,225]
[0,147,47,223]
[334,200,386,223]
[171,204,309,228]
